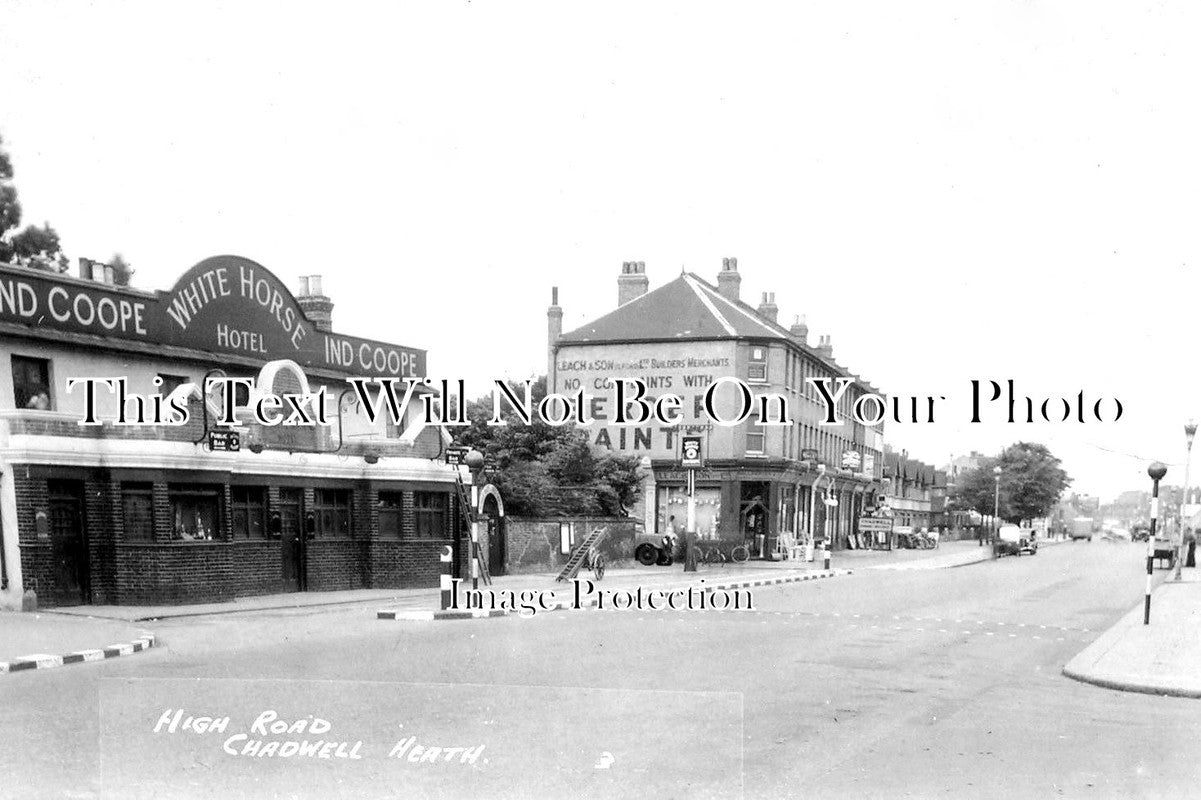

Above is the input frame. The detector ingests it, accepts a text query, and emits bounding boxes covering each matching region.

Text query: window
[746,412,765,455]
[169,485,221,541]
[413,492,447,538]
[12,355,51,410]
[231,486,267,538]
[158,373,189,397]
[314,488,351,537]
[122,483,154,541]
[378,492,402,538]
[748,346,768,383]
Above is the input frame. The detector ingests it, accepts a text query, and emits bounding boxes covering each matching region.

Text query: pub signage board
[208,430,241,452]
[681,435,704,468]
[0,257,426,379]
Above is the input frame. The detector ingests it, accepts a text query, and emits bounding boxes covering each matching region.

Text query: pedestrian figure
[1186,527,1196,568]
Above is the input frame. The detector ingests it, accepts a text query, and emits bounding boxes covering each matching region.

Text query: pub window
[157,373,190,397]
[314,488,351,537]
[169,484,221,541]
[12,355,52,410]
[748,346,768,383]
[122,482,154,541]
[413,492,448,538]
[231,486,268,539]
[378,492,402,538]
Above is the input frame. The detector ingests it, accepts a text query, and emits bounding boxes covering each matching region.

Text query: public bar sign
[858,517,893,533]
[680,435,704,468]
[0,257,426,379]
[208,430,241,452]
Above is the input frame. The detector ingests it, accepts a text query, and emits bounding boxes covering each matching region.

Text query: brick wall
[9,462,460,607]
[504,517,642,574]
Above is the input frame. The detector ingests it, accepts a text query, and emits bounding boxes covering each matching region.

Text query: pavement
[0,612,155,673]
[1064,563,1201,698]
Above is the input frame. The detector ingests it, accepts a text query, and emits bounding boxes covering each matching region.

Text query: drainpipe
[0,472,8,591]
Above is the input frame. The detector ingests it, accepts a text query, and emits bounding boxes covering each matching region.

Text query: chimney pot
[618,260,649,305]
[296,274,334,332]
[756,290,779,323]
[716,256,742,302]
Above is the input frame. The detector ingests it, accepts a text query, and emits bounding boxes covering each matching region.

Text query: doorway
[279,488,306,591]
[48,480,89,605]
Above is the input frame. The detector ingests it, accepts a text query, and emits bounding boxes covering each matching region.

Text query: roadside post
[1145,462,1168,624]
[681,436,702,573]
[464,450,486,591]
[440,545,454,610]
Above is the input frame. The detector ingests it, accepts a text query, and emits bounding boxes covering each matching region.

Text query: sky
[1,1,1199,501]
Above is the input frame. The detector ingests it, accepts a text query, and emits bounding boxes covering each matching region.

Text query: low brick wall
[504,517,643,574]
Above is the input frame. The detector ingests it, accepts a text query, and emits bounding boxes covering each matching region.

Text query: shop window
[314,488,352,537]
[748,346,768,383]
[231,486,268,539]
[12,355,52,410]
[122,483,154,541]
[656,485,722,540]
[169,485,221,541]
[378,492,402,538]
[413,492,448,538]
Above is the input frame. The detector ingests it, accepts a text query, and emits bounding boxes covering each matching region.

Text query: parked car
[634,530,676,566]
[1131,524,1152,542]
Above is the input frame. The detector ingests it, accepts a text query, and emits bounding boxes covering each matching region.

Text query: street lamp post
[1175,421,1197,581]
[993,465,1002,553]
[1146,462,1168,624]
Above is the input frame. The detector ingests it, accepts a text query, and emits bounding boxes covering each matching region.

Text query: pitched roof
[558,273,790,343]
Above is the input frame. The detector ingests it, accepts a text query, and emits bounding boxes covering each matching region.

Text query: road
[2,541,1197,799]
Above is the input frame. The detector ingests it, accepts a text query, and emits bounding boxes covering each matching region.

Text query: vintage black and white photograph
[1,2,1199,798]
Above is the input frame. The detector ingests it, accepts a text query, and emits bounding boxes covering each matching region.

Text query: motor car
[997,525,1038,556]
[1131,524,1151,542]
[634,530,675,566]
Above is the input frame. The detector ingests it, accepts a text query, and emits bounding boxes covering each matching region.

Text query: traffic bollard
[440,545,453,611]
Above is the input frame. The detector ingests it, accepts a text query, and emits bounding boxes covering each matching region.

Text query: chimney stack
[789,314,809,346]
[717,256,741,303]
[756,291,778,323]
[547,286,563,390]
[296,275,334,332]
[617,260,649,305]
[815,334,834,360]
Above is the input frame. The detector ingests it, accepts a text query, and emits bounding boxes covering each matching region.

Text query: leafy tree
[452,377,644,517]
[109,253,135,286]
[0,134,68,272]
[951,442,1071,524]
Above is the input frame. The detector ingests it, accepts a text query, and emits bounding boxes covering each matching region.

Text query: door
[279,488,305,591]
[486,515,505,577]
[48,480,89,605]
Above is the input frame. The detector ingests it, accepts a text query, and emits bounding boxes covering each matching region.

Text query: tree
[0,134,68,272]
[109,253,135,286]
[452,378,645,518]
[951,442,1071,524]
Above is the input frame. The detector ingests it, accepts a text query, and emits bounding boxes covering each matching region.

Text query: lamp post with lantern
[1174,421,1198,581]
[993,465,1002,550]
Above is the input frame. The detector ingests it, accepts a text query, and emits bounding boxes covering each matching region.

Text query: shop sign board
[681,435,703,468]
[841,450,861,470]
[858,516,893,533]
[0,258,425,378]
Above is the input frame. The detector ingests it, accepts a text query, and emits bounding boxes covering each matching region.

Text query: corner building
[0,256,468,609]
[548,258,887,557]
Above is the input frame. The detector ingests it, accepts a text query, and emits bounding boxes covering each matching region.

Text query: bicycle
[730,543,751,563]
[586,546,606,580]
